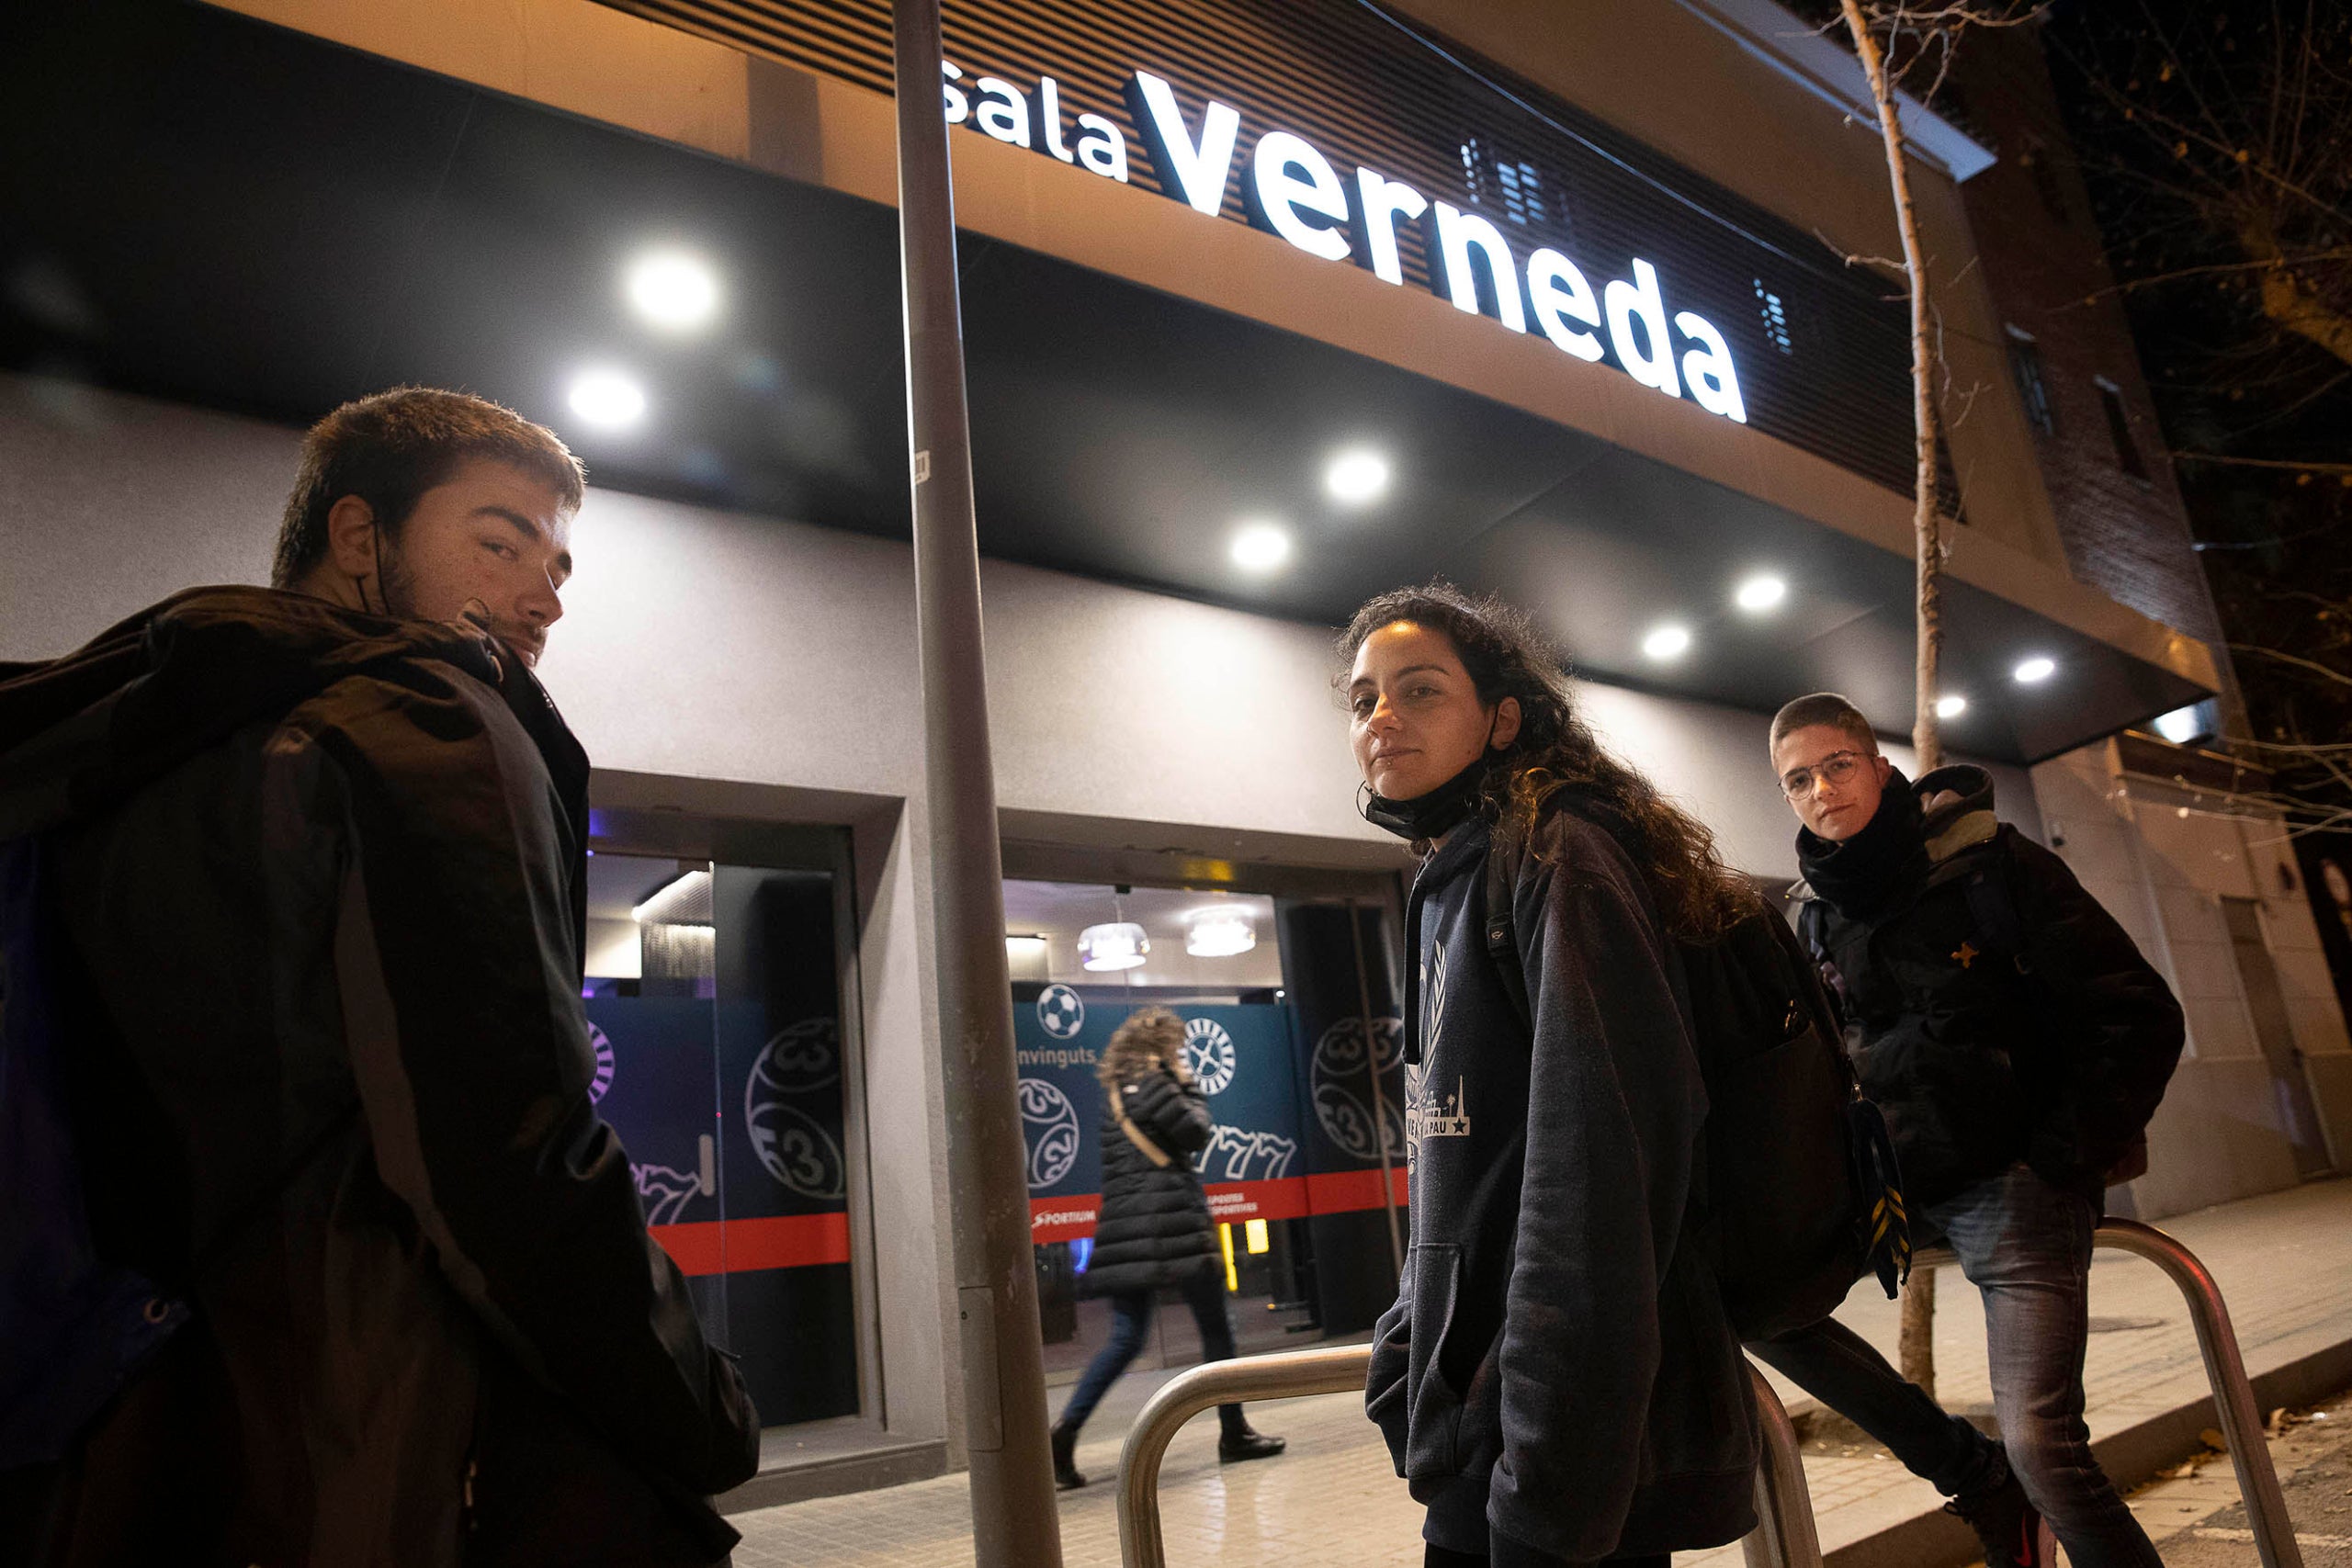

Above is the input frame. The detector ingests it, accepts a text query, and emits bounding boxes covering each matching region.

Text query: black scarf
[1361,754,1488,841]
[1797,766,1926,921]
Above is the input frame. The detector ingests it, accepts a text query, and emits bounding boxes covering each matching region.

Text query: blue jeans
[1753,1163,2161,1568]
[1057,1268,1246,1439]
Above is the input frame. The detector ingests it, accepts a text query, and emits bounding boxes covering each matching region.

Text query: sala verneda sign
[943,61,1749,424]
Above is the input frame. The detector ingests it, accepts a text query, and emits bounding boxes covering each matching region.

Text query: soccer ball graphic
[1018,1077,1081,1189]
[1036,984,1085,1040]
[1182,1017,1238,1096]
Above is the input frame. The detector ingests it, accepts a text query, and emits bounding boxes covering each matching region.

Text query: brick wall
[1946,27,2225,649]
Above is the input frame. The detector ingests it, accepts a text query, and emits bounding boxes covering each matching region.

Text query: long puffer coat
[1079,1066,1217,1298]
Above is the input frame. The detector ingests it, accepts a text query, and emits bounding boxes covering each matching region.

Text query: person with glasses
[1749,693,2184,1568]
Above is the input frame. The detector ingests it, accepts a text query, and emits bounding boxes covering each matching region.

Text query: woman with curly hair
[1345,582,1759,1568]
[1046,1006,1284,1490]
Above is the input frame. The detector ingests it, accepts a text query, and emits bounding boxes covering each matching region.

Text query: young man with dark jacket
[0,389,758,1566]
[1751,693,2185,1568]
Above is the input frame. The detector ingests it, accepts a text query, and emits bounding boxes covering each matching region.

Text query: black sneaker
[1216,1425,1286,1464]
[1943,1469,2045,1568]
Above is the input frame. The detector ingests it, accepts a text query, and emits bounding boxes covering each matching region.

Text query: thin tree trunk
[1842,0,1945,1399]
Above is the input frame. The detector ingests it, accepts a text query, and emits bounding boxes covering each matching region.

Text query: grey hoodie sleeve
[1487,850,1710,1566]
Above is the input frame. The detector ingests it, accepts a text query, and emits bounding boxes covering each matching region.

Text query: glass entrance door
[583,846,864,1429]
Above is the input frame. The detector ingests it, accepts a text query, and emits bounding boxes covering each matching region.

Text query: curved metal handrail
[1909,1217,2302,1568]
[1113,1344,1822,1568]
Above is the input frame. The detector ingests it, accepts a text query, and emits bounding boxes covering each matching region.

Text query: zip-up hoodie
[1364,807,1756,1566]
[0,587,757,1566]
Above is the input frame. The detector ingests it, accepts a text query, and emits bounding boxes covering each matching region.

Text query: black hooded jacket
[1794,764,2186,1206]
[0,588,758,1567]
[1366,807,1755,1567]
[1080,1066,1217,1298]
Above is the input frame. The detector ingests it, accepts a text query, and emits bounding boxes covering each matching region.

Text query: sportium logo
[943,62,1748,424]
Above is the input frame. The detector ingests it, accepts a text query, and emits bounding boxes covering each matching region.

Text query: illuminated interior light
[2013,656,2056,684]
[1183,908,1257,958]
[1641,624,1691,661]
[1244,1218,1270,1255]
[1078,921,1148,971]
[568,368,647,429]
[624,251,720,332]
[1325,448,1390,504]
[1230,522,1291,572]
[1734,574,1787,613]
[1936,694,1968,719]
[2153,705,2202,744]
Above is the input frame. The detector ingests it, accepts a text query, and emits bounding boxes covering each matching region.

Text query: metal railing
[1114,1345,1823,1568]
[1910,1216,2303,1568]
[1113,1217,2301,1568]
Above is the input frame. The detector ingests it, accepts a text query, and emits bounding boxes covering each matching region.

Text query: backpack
[0,834,187,1469]
[1481,817,1910,1341]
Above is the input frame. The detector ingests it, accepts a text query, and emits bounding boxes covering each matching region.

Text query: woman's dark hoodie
[1365,805,1756,1567]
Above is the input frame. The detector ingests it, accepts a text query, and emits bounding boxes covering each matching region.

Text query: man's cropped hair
[272,388,586,589]
[1770,692,1878,756]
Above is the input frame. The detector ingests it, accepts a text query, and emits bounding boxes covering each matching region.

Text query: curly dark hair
[1337,581,1759,942]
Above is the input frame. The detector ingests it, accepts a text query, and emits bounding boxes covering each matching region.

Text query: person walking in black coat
[1751,693,2186,1568]
[1048,1006,1283,1489]
[1345,584,1761,1568]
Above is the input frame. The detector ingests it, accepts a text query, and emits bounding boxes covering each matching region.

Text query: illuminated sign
[944,62,1747,424]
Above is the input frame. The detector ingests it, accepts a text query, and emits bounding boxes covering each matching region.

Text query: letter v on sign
[1127,71,1240,216]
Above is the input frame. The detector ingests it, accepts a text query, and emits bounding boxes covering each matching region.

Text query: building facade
[3,0,2345,1503]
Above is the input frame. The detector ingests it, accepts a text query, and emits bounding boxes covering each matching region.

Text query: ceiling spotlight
[1325,448,1390,504]
[568,368,647,429]
[1230,522,1292,572]
[1077,921,1148,972]
[625,251,719,332]
[2153,705,2204,745]
[1936,694,1968,719]
[2013,655,2056,684]
[1184,908,1258,959]
[1642,624,1692,661]
[1734,574,1787,613]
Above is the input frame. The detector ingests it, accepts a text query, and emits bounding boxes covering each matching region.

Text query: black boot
[1050,1419,1086,1491]
[1216,1416,1285,1464]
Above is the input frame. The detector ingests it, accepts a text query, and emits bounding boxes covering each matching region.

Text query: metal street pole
[890,4,1063,1564]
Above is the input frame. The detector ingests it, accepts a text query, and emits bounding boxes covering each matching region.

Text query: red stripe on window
[650,1213,852,1276]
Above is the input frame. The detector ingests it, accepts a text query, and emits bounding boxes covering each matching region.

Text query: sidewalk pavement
[729,1176,2352,1567]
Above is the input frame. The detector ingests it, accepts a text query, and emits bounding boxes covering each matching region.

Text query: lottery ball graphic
[745,1018,847,1200]
[1018,1077,1081,1189]
[1310,1014,1407,1161]
[586,1022,616,1105]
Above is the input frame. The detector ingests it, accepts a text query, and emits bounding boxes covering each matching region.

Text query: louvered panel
[597,0,1929,500]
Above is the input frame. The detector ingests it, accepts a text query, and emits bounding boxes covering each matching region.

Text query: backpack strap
[1482,828,1532,1033]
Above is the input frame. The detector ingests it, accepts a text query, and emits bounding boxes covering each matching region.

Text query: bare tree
[1832,0,2043,1402]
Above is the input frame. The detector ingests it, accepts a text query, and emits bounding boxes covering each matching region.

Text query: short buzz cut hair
[1770,692,1878,757]
[271,387,586,589]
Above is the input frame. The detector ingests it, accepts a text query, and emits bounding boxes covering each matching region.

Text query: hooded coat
[1078,1066,1218,1298]
[1793,764,2185,1207]
[0,587,758,1568]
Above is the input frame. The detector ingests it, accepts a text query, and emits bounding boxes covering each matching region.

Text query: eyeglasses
[1780,750,1870,799]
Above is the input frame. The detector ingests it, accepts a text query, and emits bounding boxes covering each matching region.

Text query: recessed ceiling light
[1936,694,1968,719]
[1325,448,1390,504]
[625,251,719,332]
[568,368,647,429]
[1642,624,1692,661]
[2013,656,2056,684]
[1734,574,1787,613]
[1231,522,1292,571]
